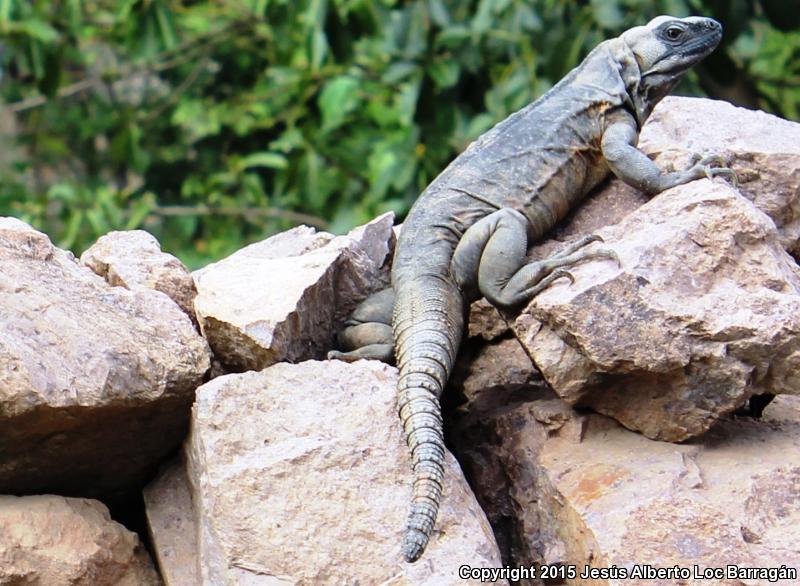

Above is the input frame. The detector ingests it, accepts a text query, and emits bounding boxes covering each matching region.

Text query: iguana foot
[685,154,738,187]
[327,343,395,364]
[452,208,620,308]
[327,288,396,364]
[499,235,619,304]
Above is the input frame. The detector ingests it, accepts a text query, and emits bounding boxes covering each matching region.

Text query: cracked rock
[193,213,394,371]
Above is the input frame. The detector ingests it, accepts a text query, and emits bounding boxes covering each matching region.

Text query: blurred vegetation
[0,0,797,267]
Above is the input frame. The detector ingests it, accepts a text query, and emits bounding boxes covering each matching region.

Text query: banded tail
[393,275,465,562]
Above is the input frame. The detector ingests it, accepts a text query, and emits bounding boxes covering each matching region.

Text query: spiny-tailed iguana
[330,15,730,562]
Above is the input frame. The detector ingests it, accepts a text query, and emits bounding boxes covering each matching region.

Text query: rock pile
[0,98,797,584]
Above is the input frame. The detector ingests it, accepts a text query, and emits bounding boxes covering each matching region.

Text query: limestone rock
[639,97,800,253]
[514,181,800,441]
[0,218,211,497]
[157,360,505,585]
[144,459,200,586]
[468,395,800,585]
[0,494,161,585]
[81,229,199,326]
[193,213,394,371]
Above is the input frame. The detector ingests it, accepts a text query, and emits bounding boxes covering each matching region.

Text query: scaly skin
[332,16,731,562]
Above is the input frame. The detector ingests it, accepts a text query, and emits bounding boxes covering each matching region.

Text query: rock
[513,181,800,441]
[0,218,211,497]
[149,360,505,585]
[0,494,161,585]
[467,394,800,584]
[639,97,800,253]
[193,213,394,371]
[81,230,199,326]
[144,459,200,586]
[468,298,511,341]
[450,336,545,415]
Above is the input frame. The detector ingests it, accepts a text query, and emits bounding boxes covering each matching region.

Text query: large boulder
[514,181,800,441]
[193,213,394,371]
[146,360,506,585]
[454,394,800,585]
[0,494,161,585]
[0,218,211,497]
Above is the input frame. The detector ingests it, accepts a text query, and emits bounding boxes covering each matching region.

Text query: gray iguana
[329,15,731,562]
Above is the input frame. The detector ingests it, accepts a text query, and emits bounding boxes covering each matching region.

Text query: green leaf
[318,75,360,132]
[428,58,460,90]
[8,19,60,43]
[0,0,12,24]
[237,152,289,170]
[154,1,178,49]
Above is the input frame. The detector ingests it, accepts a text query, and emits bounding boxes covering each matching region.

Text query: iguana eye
[664,25,684,41]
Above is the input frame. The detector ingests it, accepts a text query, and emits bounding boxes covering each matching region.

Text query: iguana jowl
[331,16,729,562]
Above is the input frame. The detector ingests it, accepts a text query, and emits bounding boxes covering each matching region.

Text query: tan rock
[0,218,211,497]
[639,96,800,252]
[172,360,505,585]
[193,214,394,371]
[514,181,800,441]
[143,459,200,586]
[477,395,800,585]
[81,229,199,326]
[0,494,161,585]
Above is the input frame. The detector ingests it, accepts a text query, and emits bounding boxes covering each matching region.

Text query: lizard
[329,15,731,562]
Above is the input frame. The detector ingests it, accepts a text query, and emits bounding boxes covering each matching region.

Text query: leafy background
[0,0,797,268]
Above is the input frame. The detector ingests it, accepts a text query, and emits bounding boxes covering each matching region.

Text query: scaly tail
[393,276,465,562]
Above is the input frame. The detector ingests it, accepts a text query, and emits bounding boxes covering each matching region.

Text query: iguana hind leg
[327,287,396,363]
[452,208,618,309]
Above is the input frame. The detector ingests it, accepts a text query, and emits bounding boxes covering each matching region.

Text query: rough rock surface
[0,217,211,497]
[193,213,394,371]
[144,459,200,586]
[513,181,800,441]
[151,359,505,585]
[0,494,161,585]
[81,229,199,326]
[457,394,800,585]
[639,97,800,255]
[468,298,511,341]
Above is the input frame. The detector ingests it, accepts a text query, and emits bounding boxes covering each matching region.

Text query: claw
[551,268,576,285]
[596,248,621,267]
[705,166,739,188]
[697,154,727,167]
[552,234,604,259]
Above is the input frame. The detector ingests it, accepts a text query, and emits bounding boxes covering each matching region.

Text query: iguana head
[618,16,722,124]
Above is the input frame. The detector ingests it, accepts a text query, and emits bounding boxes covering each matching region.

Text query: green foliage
[0,0,797,267]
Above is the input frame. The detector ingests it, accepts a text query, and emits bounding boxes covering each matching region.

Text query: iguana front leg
[601,115,735,194]
[451,208,618,308]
